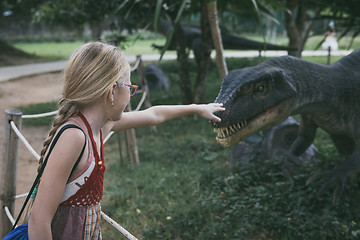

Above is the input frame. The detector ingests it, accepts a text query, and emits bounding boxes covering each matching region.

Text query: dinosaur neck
[291,64,360,128]
[268,56,343,115]
[292,63,335,113]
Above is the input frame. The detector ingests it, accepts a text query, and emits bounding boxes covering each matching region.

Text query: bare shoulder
[50,124,86,153]
[60,127,85,140]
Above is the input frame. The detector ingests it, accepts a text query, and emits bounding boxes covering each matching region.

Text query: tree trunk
[285,0,303,57]
[90,21,102,41]
[207,0,228,80]
[285,0,323,58]
[193,0,212,103]
[175,24,193,104]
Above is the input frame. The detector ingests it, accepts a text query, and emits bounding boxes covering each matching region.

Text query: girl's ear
[107,88,114,106]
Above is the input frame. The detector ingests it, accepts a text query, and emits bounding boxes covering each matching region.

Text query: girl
[25,42,224,239]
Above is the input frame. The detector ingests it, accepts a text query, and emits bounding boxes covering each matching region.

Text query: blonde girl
[21,42,224,239]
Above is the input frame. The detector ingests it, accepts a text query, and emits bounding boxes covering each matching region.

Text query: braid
[37,99,78,173]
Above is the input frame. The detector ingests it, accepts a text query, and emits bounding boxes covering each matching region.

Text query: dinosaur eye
[257,85,264,92]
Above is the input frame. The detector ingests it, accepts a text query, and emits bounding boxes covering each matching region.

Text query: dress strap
[78,112,104,167]
[12,124,86,229]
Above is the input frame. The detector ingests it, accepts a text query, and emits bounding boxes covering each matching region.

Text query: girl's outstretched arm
[109,103,225,132]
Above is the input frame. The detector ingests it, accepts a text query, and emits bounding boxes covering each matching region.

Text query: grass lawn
[12,41,85,61]
[11,39,169,61]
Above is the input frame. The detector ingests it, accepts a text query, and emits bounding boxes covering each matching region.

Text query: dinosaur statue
[152,20,296,61]
[210,49,360,203]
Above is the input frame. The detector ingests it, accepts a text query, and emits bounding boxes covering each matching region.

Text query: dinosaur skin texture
[210,49,360,203]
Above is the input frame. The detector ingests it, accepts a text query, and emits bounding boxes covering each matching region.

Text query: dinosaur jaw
[213,99,294,148]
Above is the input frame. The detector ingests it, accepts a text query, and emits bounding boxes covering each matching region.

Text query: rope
[131,57,141,72]
[101,211,138,240]
[3,206,16,227]
[103,131,114,144]
[15,192,29,199]
[3,204,136,239]
[9,121,40,161]
[22,110,58,119]
[135,91,147,111]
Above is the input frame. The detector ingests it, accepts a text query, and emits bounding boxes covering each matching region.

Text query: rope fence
[3,206,15,227]
[0,55,152,239]
[22,110,58,119]
[9,121,40,161]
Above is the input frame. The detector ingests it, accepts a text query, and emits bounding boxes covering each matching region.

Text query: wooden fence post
[136,55,156,132]
[125,104,139,165]
[116,132,124,166]
[0,109,22,238]
[327,46,332,65]
[136,56,152,109]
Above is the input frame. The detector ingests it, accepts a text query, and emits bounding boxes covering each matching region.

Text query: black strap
[12,124,86,229]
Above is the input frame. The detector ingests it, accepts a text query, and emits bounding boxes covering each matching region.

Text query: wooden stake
[0,109,22,237]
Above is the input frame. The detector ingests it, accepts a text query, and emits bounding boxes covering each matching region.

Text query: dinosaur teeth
[214,120,248,139]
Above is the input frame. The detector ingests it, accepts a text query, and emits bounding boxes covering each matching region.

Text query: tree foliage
[320,0,360,49]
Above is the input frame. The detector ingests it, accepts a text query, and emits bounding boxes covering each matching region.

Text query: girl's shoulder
[49,119,87,153]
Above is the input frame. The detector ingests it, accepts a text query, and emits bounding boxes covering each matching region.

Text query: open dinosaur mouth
[213,120,247,139]
[213,100,294,148]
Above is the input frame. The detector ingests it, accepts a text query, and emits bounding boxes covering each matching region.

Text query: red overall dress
[51,113,105,240]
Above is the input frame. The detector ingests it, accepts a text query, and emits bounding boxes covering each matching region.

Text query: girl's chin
[112,111,123,121]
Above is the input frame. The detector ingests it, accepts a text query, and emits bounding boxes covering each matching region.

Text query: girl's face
[110,70,132,121]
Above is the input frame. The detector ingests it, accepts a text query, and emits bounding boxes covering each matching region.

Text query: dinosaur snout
[210,108,231,128]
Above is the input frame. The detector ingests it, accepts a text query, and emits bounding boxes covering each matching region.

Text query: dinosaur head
[211,62,297,147]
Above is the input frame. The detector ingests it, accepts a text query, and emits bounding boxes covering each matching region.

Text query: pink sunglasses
[115,82,138,97]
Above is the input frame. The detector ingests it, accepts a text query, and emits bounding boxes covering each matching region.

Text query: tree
[34,0,119,40]
[207,0,227,81]
[151,0,269,102]
[283,0,326,57]
[320,0,360,49]
[192,0,213,103]
[0,0,44,27]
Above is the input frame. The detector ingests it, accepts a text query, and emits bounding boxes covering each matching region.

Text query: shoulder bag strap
[12,124,86,229]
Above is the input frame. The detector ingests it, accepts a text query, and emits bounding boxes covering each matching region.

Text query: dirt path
[0,72,64,216]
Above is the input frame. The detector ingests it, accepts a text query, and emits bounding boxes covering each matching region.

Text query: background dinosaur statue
[152,20,295,61]
[210,49,360,203]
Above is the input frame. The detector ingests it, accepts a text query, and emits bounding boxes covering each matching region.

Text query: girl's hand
[197,103,225,122]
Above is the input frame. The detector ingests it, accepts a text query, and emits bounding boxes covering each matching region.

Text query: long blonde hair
[39,42,129,172]
[20,42,129,224]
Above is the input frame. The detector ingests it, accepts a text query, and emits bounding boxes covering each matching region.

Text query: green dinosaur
[211,49,360,203]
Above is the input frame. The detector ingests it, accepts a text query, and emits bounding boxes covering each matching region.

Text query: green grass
[17,101,58,127]
[123,39,174,56]
[17,56,360,239]
[12,41,85,61]
[11,39,170,61]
